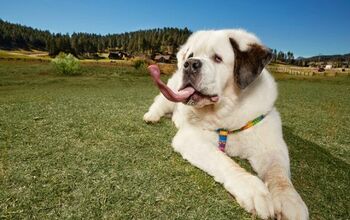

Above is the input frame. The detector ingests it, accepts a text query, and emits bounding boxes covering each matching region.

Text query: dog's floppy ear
[230,38,272,89]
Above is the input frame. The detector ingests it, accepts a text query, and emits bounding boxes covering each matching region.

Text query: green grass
[0,50,50,61]
[0,61,349,219]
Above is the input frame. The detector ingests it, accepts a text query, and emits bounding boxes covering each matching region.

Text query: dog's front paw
[272,187,308,220]
[143,111,160,123]
[226,175,274,219]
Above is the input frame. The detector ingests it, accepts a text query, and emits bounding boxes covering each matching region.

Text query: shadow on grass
[282,126,349,219]
[146,123,349,219]
[147,121,349,219]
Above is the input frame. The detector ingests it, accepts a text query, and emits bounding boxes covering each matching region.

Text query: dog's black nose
[184,59,202,72]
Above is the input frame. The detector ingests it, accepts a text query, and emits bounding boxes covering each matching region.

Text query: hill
[293,53,350,68]
[301,53,350,62]
[0,19,191,56]
[1,18,349,66]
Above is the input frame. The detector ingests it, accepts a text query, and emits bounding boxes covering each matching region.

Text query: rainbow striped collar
[216,114,266,152]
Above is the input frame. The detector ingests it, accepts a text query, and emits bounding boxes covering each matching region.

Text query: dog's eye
[213,54,222,63]
[188,53,193,59]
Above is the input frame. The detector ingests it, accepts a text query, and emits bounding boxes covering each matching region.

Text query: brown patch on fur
[182,53,186,61]
[263,164,292,192]
[229,38,272,89]
[182,48,189,61]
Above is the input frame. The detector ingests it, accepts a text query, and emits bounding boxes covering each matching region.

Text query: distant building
[318,66,325,72]
[154,54,171,63]
[108,51,131,60]
[325,64,332,69]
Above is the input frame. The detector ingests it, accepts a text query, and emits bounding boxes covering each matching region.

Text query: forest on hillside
[0,19,296,61]
[3,18,348,68]
[0,19,191,56]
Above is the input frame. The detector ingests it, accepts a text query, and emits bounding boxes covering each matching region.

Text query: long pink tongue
[148,65,195,102]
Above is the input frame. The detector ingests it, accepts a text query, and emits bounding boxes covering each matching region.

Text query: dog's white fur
[144,29,308,220]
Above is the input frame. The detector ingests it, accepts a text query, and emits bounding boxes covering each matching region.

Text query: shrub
[133,58,148,70]
[52,52,80,75]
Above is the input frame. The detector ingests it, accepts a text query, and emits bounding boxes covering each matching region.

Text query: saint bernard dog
[143,29,308,220]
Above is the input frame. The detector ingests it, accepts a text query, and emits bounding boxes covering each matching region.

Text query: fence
[268,66,350,77]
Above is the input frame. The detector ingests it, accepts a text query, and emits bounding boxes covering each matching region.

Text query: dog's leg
[172,128,274,219]
[249,150,309,220]
[143,72,180,123]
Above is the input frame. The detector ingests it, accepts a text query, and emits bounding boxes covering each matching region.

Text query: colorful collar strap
[216,115,265,152]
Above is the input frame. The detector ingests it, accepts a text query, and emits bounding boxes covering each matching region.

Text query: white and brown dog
[144,29,308,220]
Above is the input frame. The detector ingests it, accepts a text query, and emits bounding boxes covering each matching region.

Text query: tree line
[1,19,302,64]
[0,19,191,57]
[271,49,295,64]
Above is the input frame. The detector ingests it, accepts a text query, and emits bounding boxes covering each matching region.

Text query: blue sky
[1,0,349,57]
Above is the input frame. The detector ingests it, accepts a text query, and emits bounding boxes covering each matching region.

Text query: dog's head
[177,29,272,107]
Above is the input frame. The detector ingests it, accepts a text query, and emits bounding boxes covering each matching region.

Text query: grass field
[0,61,349,219]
